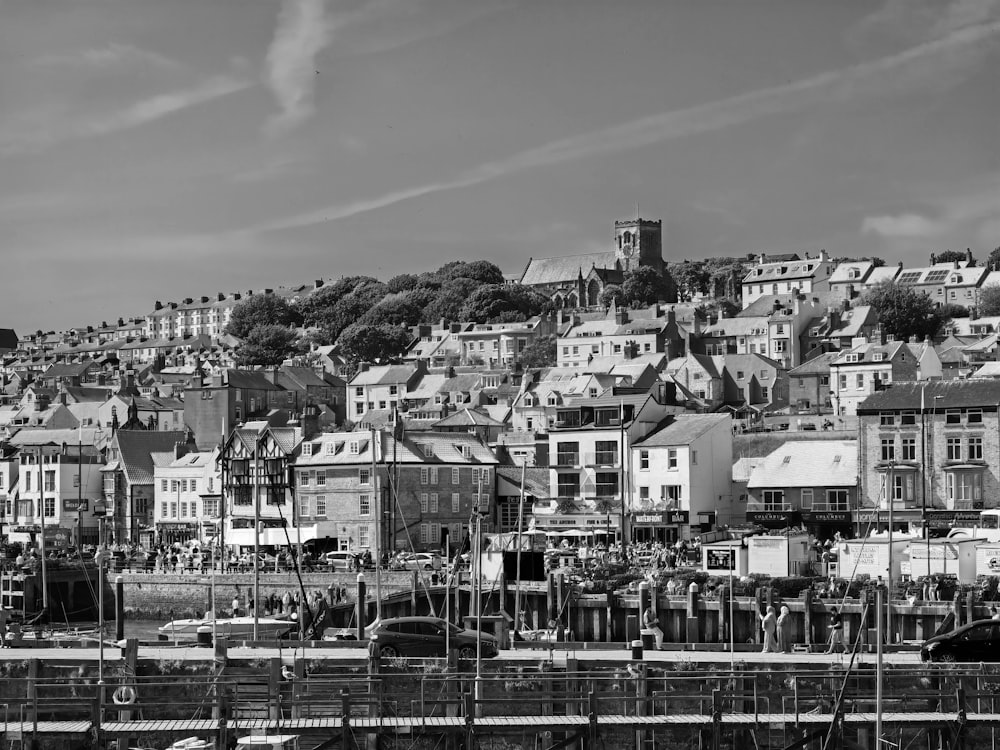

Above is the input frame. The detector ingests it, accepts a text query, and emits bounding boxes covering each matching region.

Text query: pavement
[0,643,925,667]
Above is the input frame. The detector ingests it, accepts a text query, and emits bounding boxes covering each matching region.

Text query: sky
[2,0,999,334]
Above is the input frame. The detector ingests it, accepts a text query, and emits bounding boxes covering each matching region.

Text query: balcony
[809,500,852,513]
[585,452,620,467]
[746,501,795,513]
[555,453,581,468]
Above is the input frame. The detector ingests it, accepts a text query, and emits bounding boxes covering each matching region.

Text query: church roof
[520,251,618,287]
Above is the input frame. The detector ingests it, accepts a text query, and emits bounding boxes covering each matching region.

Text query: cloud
[0,75,252,154]
[862,213,939,238]
[251,17,1000,232]
[34,42,180,70]
[264,0,334,134]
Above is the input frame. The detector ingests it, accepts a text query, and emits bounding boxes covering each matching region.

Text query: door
[414,621,448,656]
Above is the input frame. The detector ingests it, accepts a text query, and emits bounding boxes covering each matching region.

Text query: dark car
[369,616,498,659]
[921,619,1000,662]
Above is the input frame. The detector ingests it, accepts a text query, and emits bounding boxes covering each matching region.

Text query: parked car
[921,619,1000,662]
[321,551,357,571]
[394,552,441,571]
[369,616,498,659]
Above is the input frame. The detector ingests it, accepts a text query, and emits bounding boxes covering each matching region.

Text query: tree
[295,276,381,328]
[422,277,483,323]
[670,261,709,301]
[987,247,1000,271]
[436,260,505,285]
[233,325,300,366]
[518,334,557,369]
[226,295,300,338]
[359,292,424,327]
[938,303,969,319]
[386,274,419,294]
[979,284,1000,317]
[599,285,625,308]
[621,267,669,306]
[459,284,552,323]
[338,323,412,365]
[860,281,944,341]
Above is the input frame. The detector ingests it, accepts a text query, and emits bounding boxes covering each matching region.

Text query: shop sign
[44,527,71,550]
[632,513,665,526]
[667,511,689,524]
[158,522,198,531]
[803,511,851,524]
[747,511,793,525]
[12,525,40,533]
[706,548,735,571]
[63,498,89,512]
[927,510,982,529]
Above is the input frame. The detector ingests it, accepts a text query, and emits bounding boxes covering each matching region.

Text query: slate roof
[519,251,619,287]
[42,361,96,379]
[866,265,902,284]
[634,414,730,447]
[0,329,18,350]
[432,408,504,429]
[828,261,874,284]
[732,457,765,483]
[585,353,666,373]
[972,362,1000,378]
[109,430,189,485]
[497,466,550,498]
[274,366,329,390]
[225,369,281,390]
[857,380,1000,413]
[788,351,838,376]
[297,430,498,466]
[350,364,419,387]
[747,440,857,489]
[738,292,835,318]
[742,256,828,284]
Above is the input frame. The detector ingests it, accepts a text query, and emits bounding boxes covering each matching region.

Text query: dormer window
[302,443,314,457]
[423,444,434,458]
[873,353,885,362]
[349,441,360,455]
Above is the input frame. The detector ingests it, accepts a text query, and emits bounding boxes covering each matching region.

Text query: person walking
[826,608,844,654]
[759,606,778,653]
[777,605,793,653]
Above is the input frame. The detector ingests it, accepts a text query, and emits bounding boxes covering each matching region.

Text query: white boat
[159,611,295,641]
[196,615,296,640]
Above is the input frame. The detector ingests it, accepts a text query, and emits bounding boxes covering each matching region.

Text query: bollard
[356,573,367,640]
[686,581,700,645]
[115,576,125,642]
[631,639,643,660]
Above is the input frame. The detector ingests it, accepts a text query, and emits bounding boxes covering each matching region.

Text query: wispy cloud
[862,213,938,238]
[264,0,334,134]
[0,75,252,155]
[34,42,180,70]
[251,17,1000,232]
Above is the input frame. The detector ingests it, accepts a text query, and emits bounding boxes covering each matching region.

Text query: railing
[555,453,581,467]
[584,452,620,467]
[808,501,852,512]
[745,501,795,512]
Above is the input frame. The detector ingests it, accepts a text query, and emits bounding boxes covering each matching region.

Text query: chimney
[615,307,628,325]
[909,334,919,344]
[200,296,209,303]
[301,403,320,439]
[819,249,828,263]
[217,292,225,301]
[174,442,190,460]
[930,253,937,265]
[315,279,324,289]
[967,248,974,265]
[184,298,193,305]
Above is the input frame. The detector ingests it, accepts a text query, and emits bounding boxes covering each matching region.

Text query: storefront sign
[44,527,71,550]
[706,548,735,571]
[667,511,689,524]
[12,525,39,533]
[62,498,89,512]
[158,522,198,531]
[802,511,851,524]
[747,511,793,525]
[633,513,665,526]
[927,510,982,529]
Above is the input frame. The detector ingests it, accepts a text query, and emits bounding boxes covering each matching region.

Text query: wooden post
[356,574,367,640]
[547,573,558,628]
[634,663,649,750]
[803,588,813,647]
[588,690,598,748]
[341,689,352,750]
[268,658,281,720]
[686,581,699,645]
[719,586,729,645]
[115,575,125,642]
[557,573,566,640]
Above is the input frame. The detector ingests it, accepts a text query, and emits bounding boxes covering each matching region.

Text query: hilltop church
[518,218,665,308]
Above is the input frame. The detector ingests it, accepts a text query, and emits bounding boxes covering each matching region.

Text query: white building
[153,449,222,545]
[630,413,734,542]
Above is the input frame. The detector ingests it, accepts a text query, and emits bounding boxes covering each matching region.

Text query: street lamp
[93,498,107,548]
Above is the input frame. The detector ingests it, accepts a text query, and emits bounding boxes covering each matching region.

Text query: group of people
[757,605,794,653]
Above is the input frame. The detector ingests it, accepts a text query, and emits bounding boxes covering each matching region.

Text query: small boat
[159,611,296,641]
[196,615,296,641]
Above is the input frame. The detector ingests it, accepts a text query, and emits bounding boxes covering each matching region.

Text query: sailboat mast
[253,437,261,640]
[38,446,49,613]
[513,463,526,635]
[372,427,381,620]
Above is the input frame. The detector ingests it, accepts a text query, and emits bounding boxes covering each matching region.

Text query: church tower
[614,218,663,274]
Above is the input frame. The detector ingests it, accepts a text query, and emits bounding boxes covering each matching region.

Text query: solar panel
[925,269,949,283]
[897,272,921,284]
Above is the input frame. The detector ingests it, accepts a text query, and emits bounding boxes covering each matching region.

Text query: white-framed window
[452,492,460,512]
[349,441,359,455]
[429,467,439,484]
[315,471,326,486]
[801,488,814,509]
[299,497,310,518]
[315,496,327,517]
[302,443,314,456]
[420,467,429,485]
[420,493,429,513]
[430,493,439,513]
[359,468,371,486]
[420,523,429,545]
[667,449,678,469]
[639,450,649,470]
[359,494,371,516]
[358,525,370,548]
[452,467,460,484]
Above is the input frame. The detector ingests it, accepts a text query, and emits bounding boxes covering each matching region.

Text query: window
[170,501,178,518]
[827,489,850,511]
[557,473,580,498]
[359,494,371,516]
[946,472,982,505]
[839,374,847,390]
[299,471,310,486]
[161,479,168,492]
[595,472,618,497]
[44,470,55,492]
[801,488,814,509]
[881,439,895,461]
[423,444,434,458]
[452,493,460,513]
[302,443,313,457]
[639,450,649,470]
[667,449,678,469]
[856,374,864,389]
[429,467,439,484]
[355,387,364,396]
[762,490,785,510]
[359,468,371,486]
[968,409,983,424]
[358,525,370,549]
[969,436,983,460]
[946,410,961,425]
[661,485,681,503]
[639,486,649,499]
[901,412,916,425]
[429,493,439,513]
[160,502,168,518]
[892,474,914,502]
[315,496,326,517]
[420,467,429,485]
[691,450,698,465]
[947,436,962,461]
[420,493,429,513]
[761,387,769,401]
[880,414,895,426]
[595,440,617,465]
[901,437,916,461]
[452,468,460,485]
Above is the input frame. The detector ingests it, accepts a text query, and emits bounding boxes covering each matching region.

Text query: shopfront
[631,510,690,543]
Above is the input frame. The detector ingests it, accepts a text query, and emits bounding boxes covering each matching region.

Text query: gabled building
[152,448,221,546]
[830,335,942,416]
[746,440,857,539]
[630,414,734,542]
[788,352,837,414]
[828,261,878,302]
[347,362,427,423]
[295,430,498,555]
[184,369,285,449]
[741,251,834,309]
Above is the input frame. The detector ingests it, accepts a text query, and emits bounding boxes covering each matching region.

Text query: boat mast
[372,427,381,621]
[253,434,261,640]
[37,446,49,617]
[513,463,526,636]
